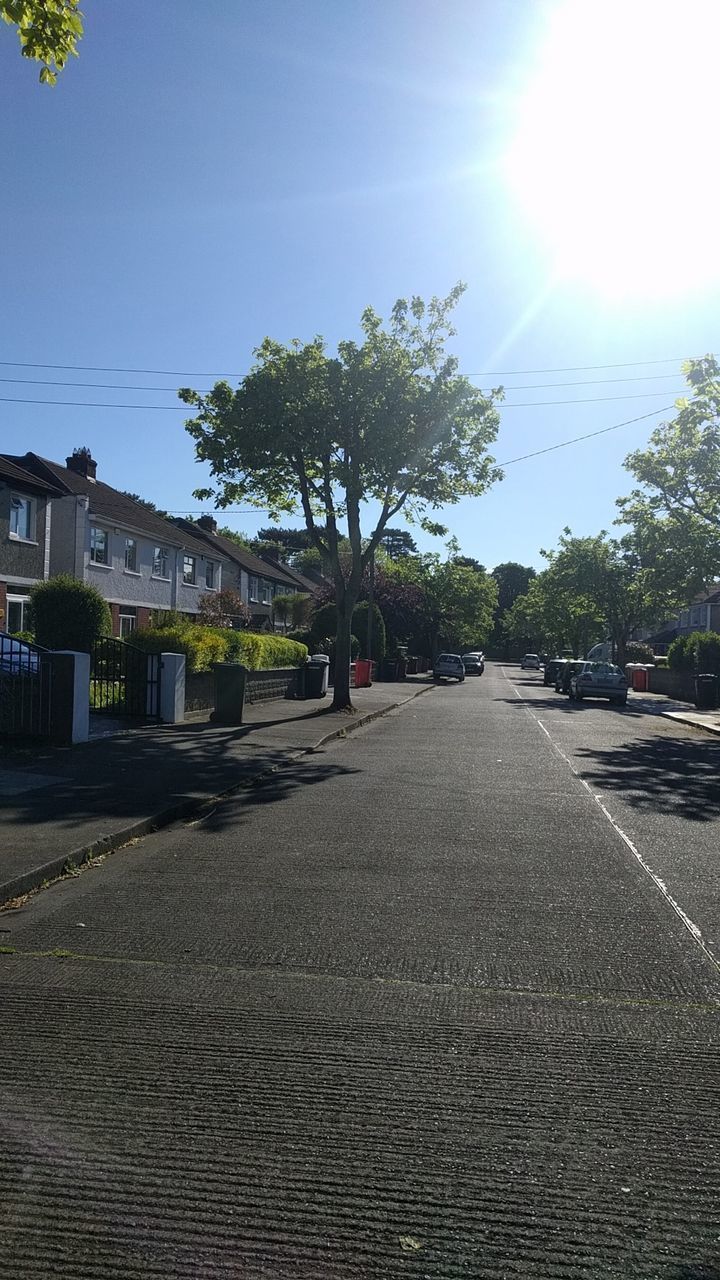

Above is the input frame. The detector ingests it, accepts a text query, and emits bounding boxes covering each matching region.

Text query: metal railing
[90,636,161,718]
[0,631,52,737]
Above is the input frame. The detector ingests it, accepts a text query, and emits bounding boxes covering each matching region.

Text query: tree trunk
[332,598,356,711]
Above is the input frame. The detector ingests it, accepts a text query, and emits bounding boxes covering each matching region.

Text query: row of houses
[0,446,319,638]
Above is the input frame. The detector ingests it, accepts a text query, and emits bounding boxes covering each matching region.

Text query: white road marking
[501,667,720,978]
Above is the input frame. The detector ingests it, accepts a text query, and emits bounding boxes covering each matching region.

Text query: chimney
[197,514,218,534]
[66,446,97,482]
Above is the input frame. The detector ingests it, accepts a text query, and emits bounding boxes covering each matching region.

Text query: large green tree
[506,530,653,664]
[489,561,536,657]
[180,285,501,709]
[388,553,498,657]
[2,0,82,83]
[617,356,720,605]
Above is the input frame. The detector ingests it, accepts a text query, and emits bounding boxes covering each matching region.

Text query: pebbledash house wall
[49,494,223,622]
[0,483,51,587]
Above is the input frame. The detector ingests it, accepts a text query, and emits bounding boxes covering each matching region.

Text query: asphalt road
[1,664,720,1279]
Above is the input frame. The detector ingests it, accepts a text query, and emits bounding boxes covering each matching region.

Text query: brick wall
[244,666,304,705]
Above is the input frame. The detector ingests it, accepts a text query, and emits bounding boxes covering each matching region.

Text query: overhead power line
[0,370,686,393]
[0,353,714,380]
[497,406,673,467]
[0,387,685,410]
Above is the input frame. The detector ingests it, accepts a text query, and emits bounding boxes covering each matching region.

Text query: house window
[119,609,137,638]
[205,560,216,590]
[90,526,109,565]
[690,605,703,627]
[249,575,259,602]
[183,555,196,585]
[124,538,138,572]
[9,494,35,540]
[260,579,272,605]
[7,595,29,634]
[153,546,169,578]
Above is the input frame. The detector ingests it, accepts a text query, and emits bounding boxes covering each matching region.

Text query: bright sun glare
[506,0,720,300]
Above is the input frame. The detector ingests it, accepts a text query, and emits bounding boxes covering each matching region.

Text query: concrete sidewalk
[0,680,432,904]
[629,688,720,736]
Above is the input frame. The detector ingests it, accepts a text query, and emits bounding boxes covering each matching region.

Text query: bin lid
[309,653,330,664]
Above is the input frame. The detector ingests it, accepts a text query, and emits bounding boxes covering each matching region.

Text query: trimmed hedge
[30,574,111,652]
[132,625,308,673]
[668,630,720,674]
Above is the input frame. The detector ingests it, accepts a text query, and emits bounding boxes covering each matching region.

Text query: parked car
[462,652,485,676]
[570,661,628,705]
[521,653,541,670]
[433,654,466,683]
[543,658,567,687]
[556,660,584,694]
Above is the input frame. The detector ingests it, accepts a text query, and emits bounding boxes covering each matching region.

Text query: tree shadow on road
[575,733,720,823]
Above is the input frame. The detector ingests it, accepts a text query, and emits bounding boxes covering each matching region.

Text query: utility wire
[497,406,673,467]
[0,388,685,410]
[0,354,714,378]
[0,370,686,392]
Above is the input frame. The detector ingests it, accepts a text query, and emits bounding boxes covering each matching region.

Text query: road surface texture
[1,663,720,1279]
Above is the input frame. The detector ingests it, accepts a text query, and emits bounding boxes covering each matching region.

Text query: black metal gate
[90,636,161,719]
[0,632,52,738]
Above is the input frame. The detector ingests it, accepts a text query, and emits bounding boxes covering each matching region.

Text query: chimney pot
[66,447,97,481]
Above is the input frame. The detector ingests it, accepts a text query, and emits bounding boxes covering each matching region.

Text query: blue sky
[2,0,717,569]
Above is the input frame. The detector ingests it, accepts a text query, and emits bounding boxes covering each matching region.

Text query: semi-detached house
[3,449,228,638]
[172,516,317,629]
[0,455,63,634]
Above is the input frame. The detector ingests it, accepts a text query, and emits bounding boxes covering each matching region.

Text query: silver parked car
[521,653,541,670]
[433,653,466,683]
[570,661,628,705]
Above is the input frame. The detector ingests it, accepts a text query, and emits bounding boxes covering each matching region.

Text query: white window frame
[124,537,139,573]
[6,594,30,633]
[260,579,272,605]
[152,546,169,579]
[9,493,35,541]
[90,526,109,566]
[183,554,197,586]
[249,575,259,602]
[119,610,137,638]
[205,560,216,590]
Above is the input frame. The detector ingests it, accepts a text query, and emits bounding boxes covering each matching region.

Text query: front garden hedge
[132,624,308,673]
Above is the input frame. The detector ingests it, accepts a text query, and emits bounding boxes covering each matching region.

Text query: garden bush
[132,624,307,672]
[310,602,338,642]
[287,629,314,650]
[30,575,111,652]
[668,630,720,673]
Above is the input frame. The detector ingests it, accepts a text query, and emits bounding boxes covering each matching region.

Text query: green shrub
[352,601,386,662]
[132,624,307,672]
[310,602,338,642]
[287,628,314,649]
[625,641,655,664]
[30,575,111,652]
[668,630,720,673]
[9,630,35,643]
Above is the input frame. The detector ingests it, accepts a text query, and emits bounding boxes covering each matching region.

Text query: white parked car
[433,654,466,683]
[521,653,541,670]
[570,661,628,705]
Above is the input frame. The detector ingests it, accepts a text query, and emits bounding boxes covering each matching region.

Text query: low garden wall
[646,666,698,702]
[184,670,215,713]
[244,666,304,705]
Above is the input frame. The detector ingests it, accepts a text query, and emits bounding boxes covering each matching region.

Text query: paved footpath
[1,666,720,1278]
